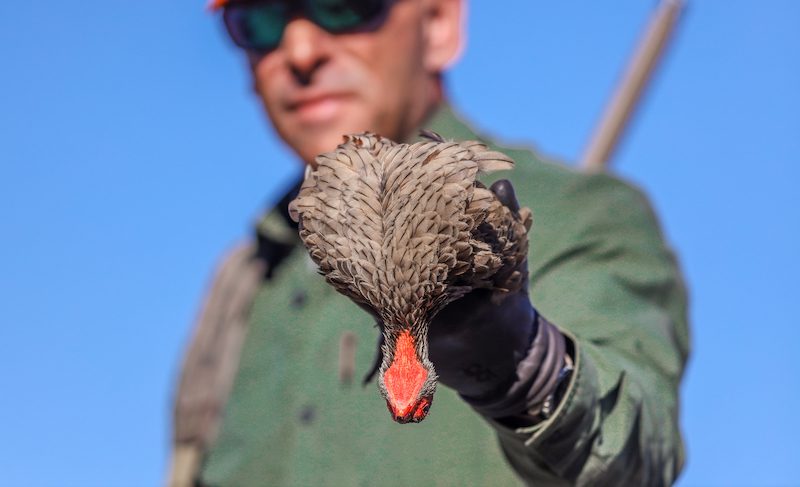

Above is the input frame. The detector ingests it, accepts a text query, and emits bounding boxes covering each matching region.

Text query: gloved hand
[428,288,535,398]
[428,180,569,420]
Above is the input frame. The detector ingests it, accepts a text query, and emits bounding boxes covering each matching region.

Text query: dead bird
[288,131,532,423]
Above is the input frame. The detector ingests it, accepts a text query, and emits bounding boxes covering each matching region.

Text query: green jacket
[198,105,689,486]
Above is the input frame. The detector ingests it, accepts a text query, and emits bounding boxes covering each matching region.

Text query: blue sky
[1,1,798,485]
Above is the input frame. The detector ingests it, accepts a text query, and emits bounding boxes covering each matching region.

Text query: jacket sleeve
[489,173,690,486]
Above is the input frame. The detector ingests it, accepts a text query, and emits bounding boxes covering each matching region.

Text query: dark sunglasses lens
[223,2,288,51]
[308,0,387,32]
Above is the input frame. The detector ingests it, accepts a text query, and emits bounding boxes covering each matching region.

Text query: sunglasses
[222,0,393,53]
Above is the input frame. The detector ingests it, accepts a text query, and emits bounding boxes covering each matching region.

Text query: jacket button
[298,404,316,425]
[290,290,307,309]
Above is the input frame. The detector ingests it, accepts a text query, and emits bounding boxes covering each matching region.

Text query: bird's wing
[288,134,390,311]
[379,138,520,319]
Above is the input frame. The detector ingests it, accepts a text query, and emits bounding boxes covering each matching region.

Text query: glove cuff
[461,312,569,419]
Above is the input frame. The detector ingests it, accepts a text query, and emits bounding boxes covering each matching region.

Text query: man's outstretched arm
[430,174,688,485]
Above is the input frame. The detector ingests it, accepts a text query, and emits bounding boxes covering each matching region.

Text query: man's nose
[280,18,332,85]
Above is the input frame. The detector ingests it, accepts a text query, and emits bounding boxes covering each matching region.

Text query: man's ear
[422,0,464,72]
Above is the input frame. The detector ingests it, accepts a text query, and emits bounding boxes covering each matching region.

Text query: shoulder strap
[168,241,267,487]
[167,179,303,486]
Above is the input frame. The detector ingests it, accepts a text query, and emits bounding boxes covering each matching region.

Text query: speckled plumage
[288,131,532,422]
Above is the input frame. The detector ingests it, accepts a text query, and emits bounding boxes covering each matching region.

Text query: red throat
[383,330,429,421]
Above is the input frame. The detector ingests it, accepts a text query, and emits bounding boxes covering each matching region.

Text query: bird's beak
[387,395,433,424]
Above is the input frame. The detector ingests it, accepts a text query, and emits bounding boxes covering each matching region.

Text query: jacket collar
[415,102,484,143]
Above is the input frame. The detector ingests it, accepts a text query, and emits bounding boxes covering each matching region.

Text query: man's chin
[282,116,376,164]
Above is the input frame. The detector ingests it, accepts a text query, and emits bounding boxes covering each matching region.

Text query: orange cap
[208,0,228,10]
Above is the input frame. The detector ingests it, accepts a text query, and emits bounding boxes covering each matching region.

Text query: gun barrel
[581,0,685,171]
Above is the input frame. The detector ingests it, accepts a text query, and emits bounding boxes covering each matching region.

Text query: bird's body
[288,132,532,423]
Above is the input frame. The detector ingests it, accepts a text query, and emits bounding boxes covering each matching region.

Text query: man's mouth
[288,93,353,125]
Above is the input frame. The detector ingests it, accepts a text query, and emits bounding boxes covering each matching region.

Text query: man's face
[246,0,461,164]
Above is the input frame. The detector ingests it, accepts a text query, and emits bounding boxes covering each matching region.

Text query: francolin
[288,131,532,423]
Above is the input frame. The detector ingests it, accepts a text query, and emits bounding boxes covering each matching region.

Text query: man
[172,0,689,485]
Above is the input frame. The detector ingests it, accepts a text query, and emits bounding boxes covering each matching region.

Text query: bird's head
[378,328,437,423]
